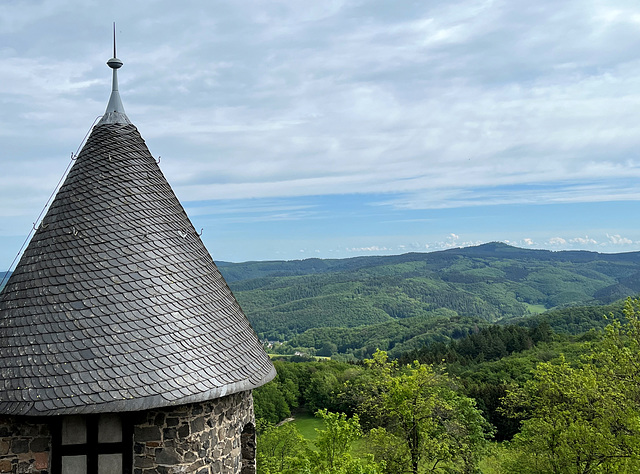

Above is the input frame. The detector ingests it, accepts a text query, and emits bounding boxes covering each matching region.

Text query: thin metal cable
[0,116,102,288]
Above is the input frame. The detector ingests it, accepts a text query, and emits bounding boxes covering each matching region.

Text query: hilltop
[217,243,640,353]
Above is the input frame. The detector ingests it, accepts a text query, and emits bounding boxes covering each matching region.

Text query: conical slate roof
[0,52,275,416]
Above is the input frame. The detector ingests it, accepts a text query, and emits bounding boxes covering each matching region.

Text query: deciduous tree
[356,350,492,473]
[502,297,640,473]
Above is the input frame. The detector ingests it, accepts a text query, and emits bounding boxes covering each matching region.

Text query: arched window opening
[240,422,256,474]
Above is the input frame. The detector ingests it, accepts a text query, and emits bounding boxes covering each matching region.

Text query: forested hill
[217,243,640,341]
[218,242,640,282]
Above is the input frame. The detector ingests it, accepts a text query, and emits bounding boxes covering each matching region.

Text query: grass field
[292,413,370,455]
[291,413,324,446]
[523,303,548,314]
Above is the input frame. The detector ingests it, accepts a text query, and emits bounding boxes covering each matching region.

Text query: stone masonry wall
[133,390,255,474]
[0,416,50,474]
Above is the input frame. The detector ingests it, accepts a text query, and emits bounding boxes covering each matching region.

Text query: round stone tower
[0,31,275,474]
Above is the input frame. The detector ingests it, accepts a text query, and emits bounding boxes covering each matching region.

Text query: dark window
[240,422,256,474]
[51,414,132,474]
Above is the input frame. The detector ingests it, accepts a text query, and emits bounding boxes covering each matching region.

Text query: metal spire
[98,23,131,125]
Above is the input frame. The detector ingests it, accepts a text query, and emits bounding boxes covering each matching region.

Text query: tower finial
[98,23,131,125]
[106,23,123,71]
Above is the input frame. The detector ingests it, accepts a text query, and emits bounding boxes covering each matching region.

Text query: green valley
[218,242,640,357]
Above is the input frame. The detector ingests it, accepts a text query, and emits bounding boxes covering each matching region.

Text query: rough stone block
[166,418,179,427]
[0,440,9,455]
[177,424,189,438]
[154,413,166,426]
[210,460,223,473]
[34,452,48,470]
[11,438,29,454]
[17,461,31,474]
[155,447,180,465]
[135,426,161,442]
[30,436,49,452]
[0,459,12,472]
[20,425,39,438]
[190,416,205,433]
[187,459,204,471]
[163,427,177,440]
[134,456,155,468]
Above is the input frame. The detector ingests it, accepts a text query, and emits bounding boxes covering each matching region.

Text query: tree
[311,409,384,474]
[354,350,492,474]
[313,409,362,470]
[318,341,338,357]
[253,380,291,424]
[502,297,640,473]
[253,360,302,424]
[256,411,384,474]
[257,421,310,474]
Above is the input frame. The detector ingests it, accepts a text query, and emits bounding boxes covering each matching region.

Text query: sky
[1,0,640,265]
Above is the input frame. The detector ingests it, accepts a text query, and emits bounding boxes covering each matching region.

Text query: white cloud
[607,233,633,245]
[548,237,567,246]
[569,236,598,245]
[346,246,390,253]
[3,0,640,211]
[3,0,640,263]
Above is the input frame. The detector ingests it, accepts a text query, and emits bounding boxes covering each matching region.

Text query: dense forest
[217,243,639,358]
[220,243,640,342]
[215,245,640,472]
[253,299,640,473]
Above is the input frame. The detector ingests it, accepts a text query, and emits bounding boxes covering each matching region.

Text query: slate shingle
[0,122,276,416]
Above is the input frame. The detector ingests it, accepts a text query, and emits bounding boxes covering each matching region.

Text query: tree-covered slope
[219,243,640,341]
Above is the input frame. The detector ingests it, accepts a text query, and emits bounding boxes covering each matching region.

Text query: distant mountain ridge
[217,242,640,282]
[216,243,640,342]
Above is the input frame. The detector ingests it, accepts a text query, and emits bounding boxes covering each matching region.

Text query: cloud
[607,233,633,245]
[3,0,640,211]
[346,246,390,253]
[548,237,567,246]
[2,1,640,263]
[569,236,598,245]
